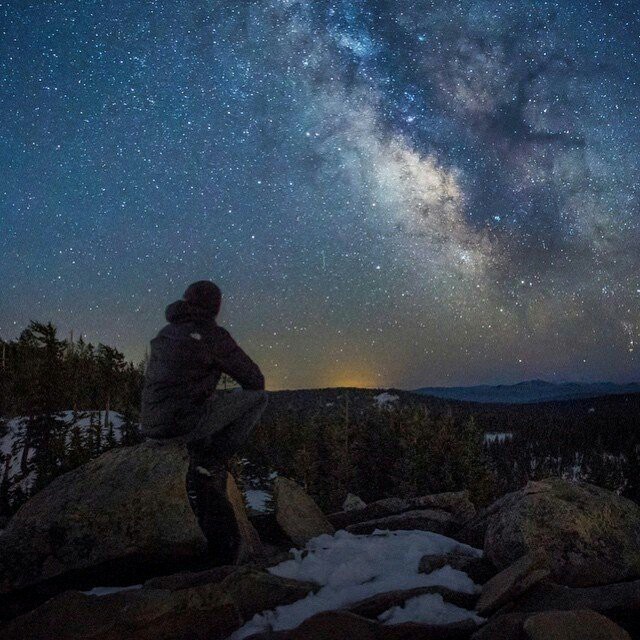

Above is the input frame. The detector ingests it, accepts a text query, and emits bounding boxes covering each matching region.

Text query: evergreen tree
[96,344,125,432]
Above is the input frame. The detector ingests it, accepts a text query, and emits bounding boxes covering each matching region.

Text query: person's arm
[209,326,265,390]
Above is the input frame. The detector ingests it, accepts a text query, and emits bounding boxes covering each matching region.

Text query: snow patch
[379,592,483,625]
[245,489,271,513]
[82,584,143,596]
[374,392,399,407]
[483,431,513,444]
[230,529,481,638]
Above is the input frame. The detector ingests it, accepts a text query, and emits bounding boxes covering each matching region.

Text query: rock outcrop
[0,441,208,600]
[3,468,640,640]
[2,566,318,640]
[328,491,476,533]
[273,477,334,546]
[226,472,265,563]
[419,552,497,585]
[347,585,479,617]
[481,478,640,587]
[2,584,240,640]
[475,553,550,616]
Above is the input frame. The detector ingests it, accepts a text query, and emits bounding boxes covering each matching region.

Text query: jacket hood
[165,299,216,325]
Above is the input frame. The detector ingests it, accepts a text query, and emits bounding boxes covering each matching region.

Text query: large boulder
[523,609,631,640]
[226,472,265,562]
[482,478,640,587]
[278,610,380,640]
[0,441,208,601]
[470,613,527,640]
[273,477,334,546]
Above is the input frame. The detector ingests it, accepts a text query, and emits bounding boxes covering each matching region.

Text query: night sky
[1,1,639,390]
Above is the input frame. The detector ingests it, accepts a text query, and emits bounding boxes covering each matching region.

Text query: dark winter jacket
[140,299,264,438]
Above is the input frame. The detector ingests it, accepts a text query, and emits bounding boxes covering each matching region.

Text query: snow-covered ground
[231,529,483,639]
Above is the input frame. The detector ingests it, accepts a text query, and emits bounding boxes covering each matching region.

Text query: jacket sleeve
[209,327,265,390]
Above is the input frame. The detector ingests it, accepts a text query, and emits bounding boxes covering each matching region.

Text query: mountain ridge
[413,379,640,404]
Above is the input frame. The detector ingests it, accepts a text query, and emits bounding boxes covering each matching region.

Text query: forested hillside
[2,322,640,523]
[0,322,145,517]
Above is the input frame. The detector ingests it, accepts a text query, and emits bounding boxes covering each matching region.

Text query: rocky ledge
[0,441,639,639]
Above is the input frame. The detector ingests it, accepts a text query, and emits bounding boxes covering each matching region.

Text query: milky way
[1,1,639,389]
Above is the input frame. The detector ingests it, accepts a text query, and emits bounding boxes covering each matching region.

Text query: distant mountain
[413,379,640,404]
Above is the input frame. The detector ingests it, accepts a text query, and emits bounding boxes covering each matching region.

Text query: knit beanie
[183,280,222,316]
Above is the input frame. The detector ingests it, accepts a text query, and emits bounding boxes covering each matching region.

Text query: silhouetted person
[141,281,267,561]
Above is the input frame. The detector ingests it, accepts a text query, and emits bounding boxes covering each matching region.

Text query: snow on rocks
[230,529,483,638]
[378,592,483,626]
[343,493,367,511]
[245,489,272,513]
[81,584,143,597]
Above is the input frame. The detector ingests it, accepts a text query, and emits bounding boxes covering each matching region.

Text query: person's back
[141,281,268,563]
[141,281,266,459]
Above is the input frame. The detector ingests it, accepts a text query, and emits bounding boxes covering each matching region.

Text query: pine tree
[96,344,125,434]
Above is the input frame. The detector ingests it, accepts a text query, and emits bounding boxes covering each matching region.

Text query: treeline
[486,418,640,504]
[0,321,145,516]
[245,395,497,512]
[245,389,640,511]
[2,322,639,521]
[0,321,144,418]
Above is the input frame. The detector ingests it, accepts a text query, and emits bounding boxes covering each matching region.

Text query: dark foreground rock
[464,478,640,587]
[3,566,318,640]
[505,578,640,616]
[523,609,631,640]
[246,610,479,640]
[419,552,497,584]
[476,553,550,616]
[347,585,478,617]
[503,578,640,637]
[0,442,208,604]
[2,584,240,640]
[328,491,476,532]
[470,612,528,640]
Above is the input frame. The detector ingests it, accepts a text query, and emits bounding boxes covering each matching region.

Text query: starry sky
[1,0,639,390]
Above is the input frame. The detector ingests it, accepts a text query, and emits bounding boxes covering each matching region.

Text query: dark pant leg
[208,391,268,461]
[187,390,268,465]
[185,391,267,564]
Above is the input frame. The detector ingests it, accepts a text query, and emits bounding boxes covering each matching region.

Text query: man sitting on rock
[141,280,267,560]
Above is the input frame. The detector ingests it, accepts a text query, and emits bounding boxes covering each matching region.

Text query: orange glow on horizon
[324,370,378,389]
